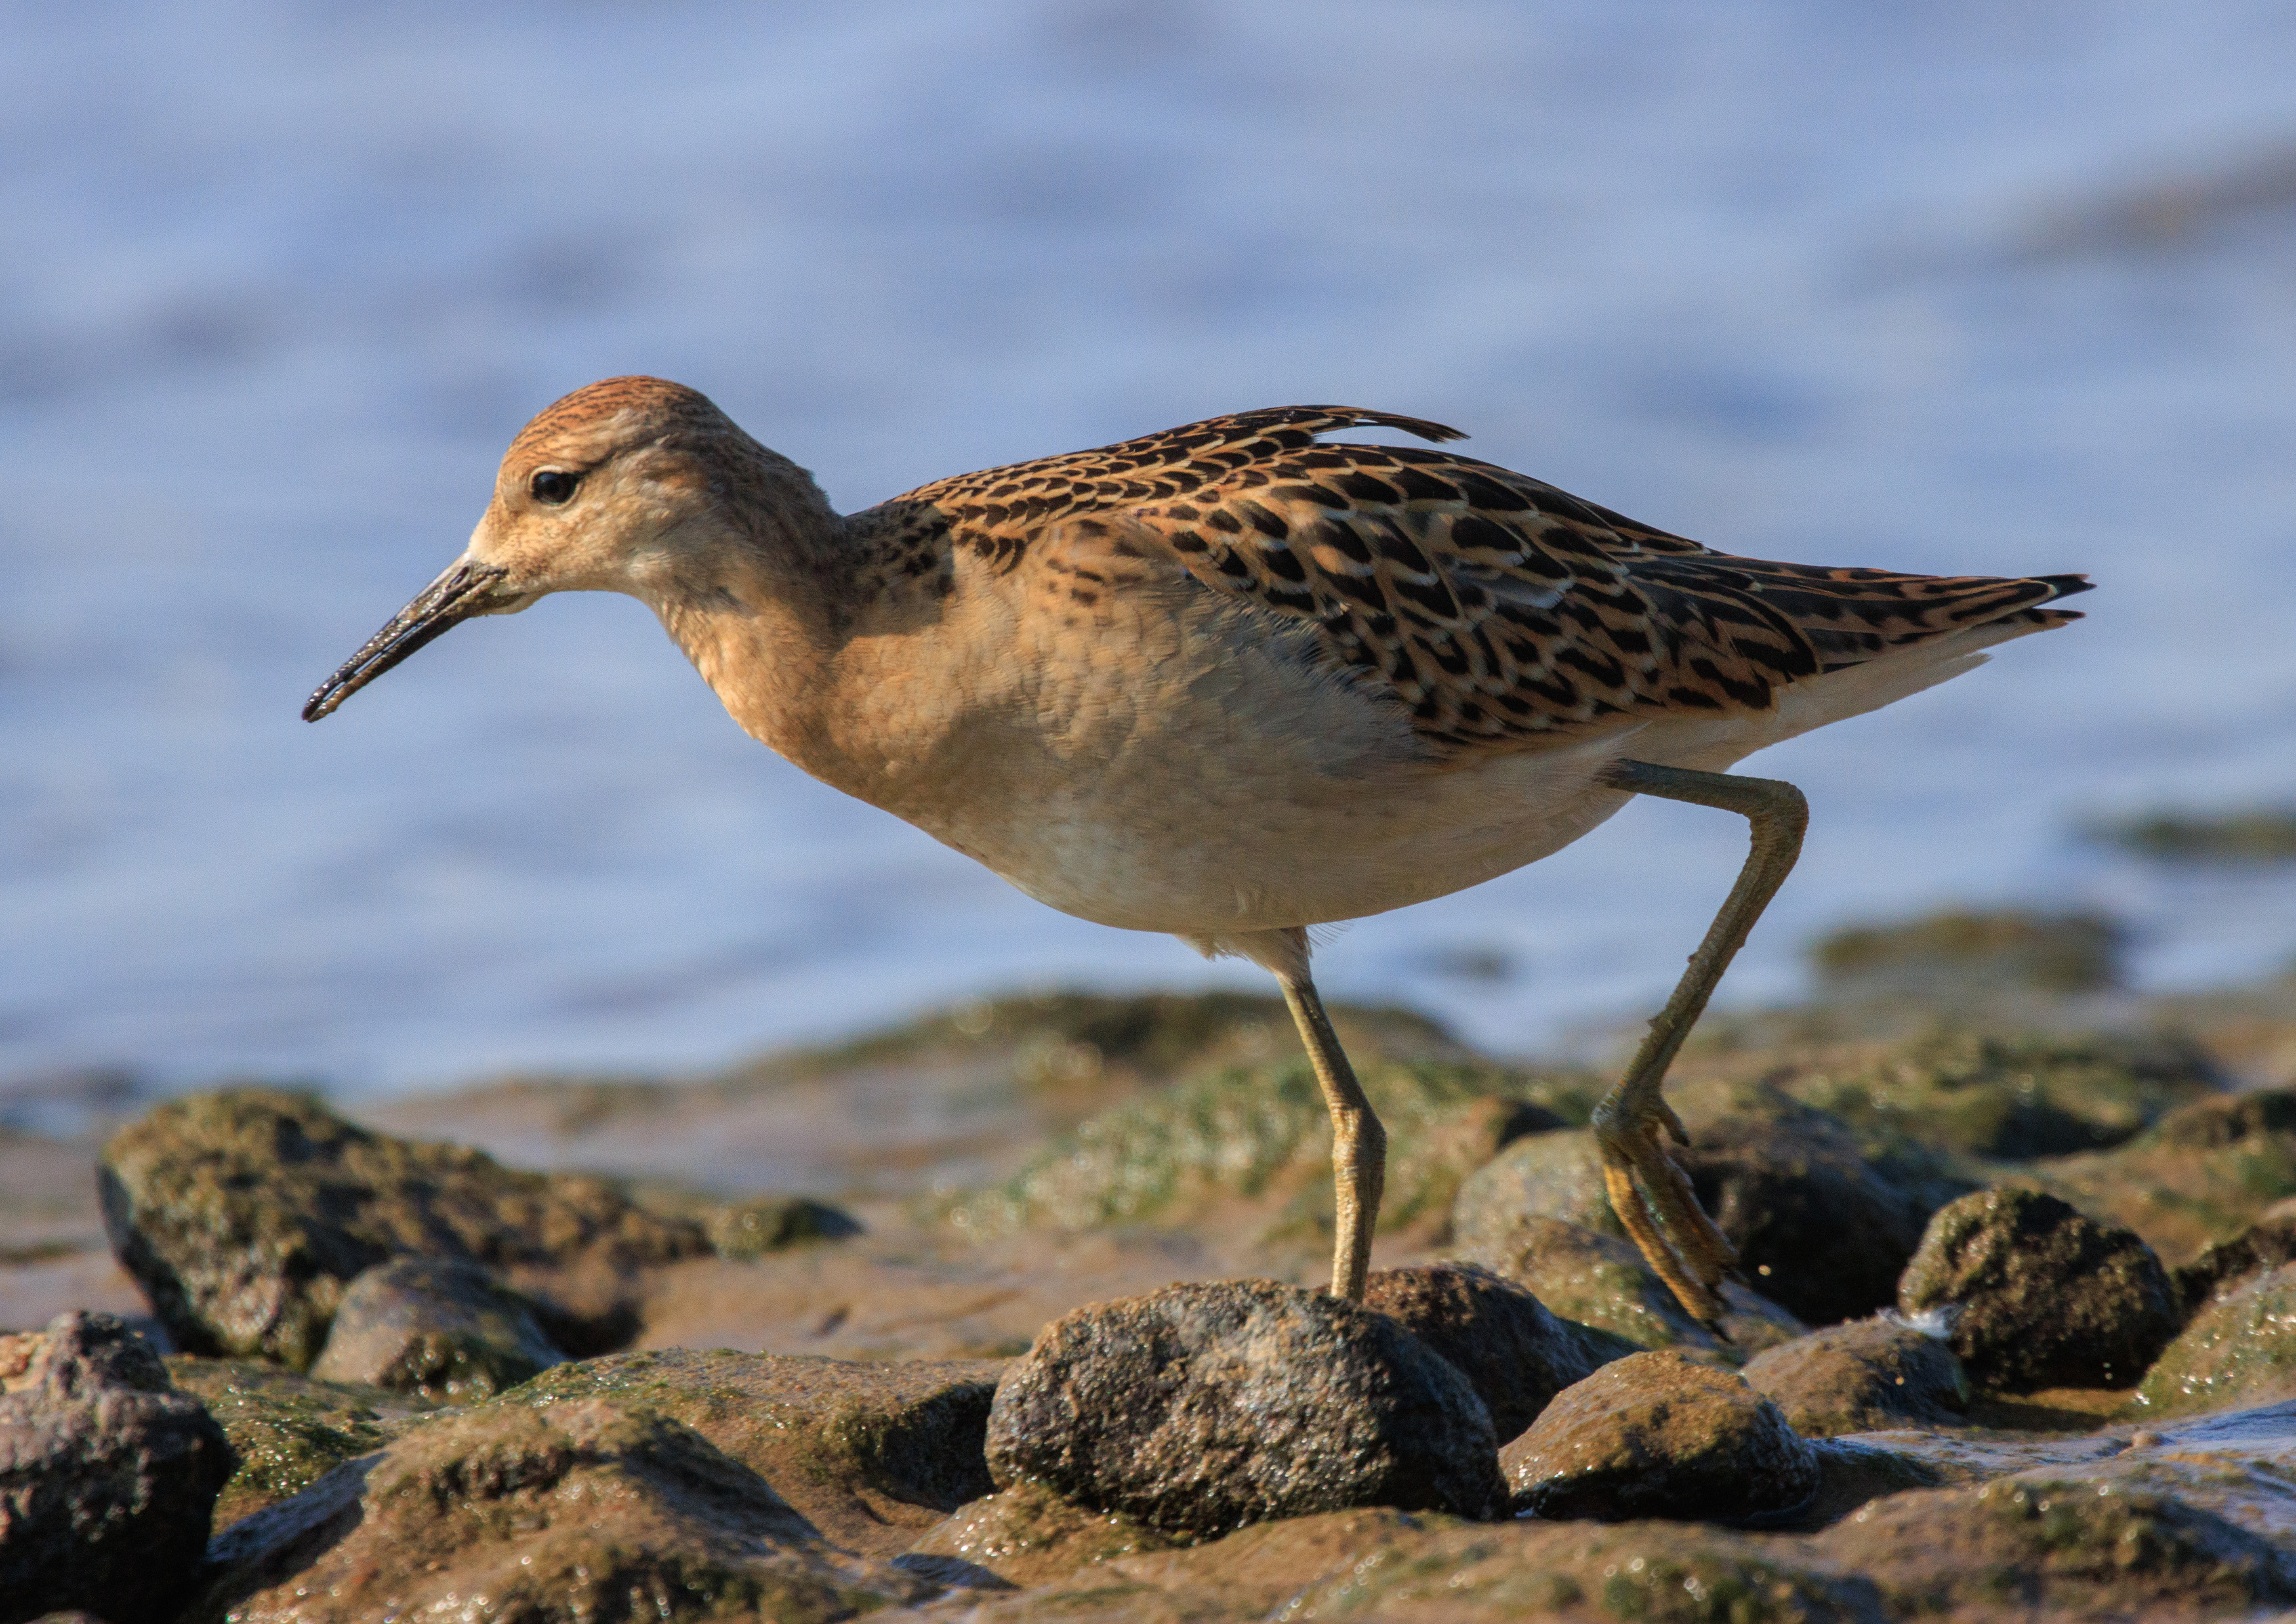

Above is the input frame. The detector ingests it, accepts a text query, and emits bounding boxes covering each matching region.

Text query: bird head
[302,375,832,721]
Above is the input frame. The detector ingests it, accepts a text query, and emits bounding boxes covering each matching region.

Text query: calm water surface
[4,2,2295,1096]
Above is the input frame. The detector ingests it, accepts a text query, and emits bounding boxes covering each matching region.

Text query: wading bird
[305,379,2087,1323]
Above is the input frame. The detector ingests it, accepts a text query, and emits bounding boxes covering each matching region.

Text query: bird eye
[529,469,581,505]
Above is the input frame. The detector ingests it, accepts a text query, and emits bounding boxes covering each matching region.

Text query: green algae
[164,1354,438,1528]
[1810,907,2124,995]
[2137,1261,2296,1419]
[936,1057,1583,1238]
[1999,1090,2296,1264]
[1771,1028,2225,1159]
[102,1089,708,1367]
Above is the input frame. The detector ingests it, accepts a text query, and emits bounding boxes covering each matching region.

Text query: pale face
[302,388,736,722]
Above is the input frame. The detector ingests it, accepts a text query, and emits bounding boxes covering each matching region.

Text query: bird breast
[794,575,1642,934]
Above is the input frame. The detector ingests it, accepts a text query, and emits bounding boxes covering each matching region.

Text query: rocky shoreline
[7,917,2296,1621]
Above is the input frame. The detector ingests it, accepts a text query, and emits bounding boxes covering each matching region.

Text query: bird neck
[651,516,859,774]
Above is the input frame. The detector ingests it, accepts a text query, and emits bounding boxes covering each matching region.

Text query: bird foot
[1592,1093,1739,1330]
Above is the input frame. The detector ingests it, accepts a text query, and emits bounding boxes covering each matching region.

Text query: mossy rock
[1810,1472,2296,1617]
[1463,1215,1803,1365]
[2135,1260,2296,1419]
[308,1257,566,1402]
[904,1481,1181,1590]
[98,1089,710,1368]
[189,1396,929,1624]
[937,1058,1586,1238]
[1809,908,2124,996]
[1898,1188,2179,1392]
[165,1355,439,1528]
[503,1348,1004,1556]
[1451,1128,1624,1248]
[1999,1090,2296,1264]
[705,1196,863,1258]
[721,990,1463,1095]
[1761,1029,2226,1159]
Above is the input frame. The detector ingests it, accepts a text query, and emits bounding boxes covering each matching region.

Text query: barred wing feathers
[878,406,2091,753]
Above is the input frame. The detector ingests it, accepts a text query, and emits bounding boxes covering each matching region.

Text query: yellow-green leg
[1592,758,1809,1327]
[1278,970,1386,1301]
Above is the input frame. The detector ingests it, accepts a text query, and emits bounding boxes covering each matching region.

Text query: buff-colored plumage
[306,377,2089,1315]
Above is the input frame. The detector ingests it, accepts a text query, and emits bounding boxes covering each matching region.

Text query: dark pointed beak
[302,560,512,722]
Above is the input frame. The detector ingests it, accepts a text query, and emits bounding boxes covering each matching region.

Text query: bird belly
[875,606,1660,935]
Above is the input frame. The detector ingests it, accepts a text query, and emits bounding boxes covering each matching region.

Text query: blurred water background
[4,1,2295,1098]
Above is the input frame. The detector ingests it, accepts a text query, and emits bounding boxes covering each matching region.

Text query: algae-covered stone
[989,1509,1866,1624]
[1457,1077,1944,1326]
[1809,1471,2296,1617]
[1450,1127,1624,1247]
[1361,1262,1605,1443]
[1679,1117,1931,1325]
[902,1480,1178,1590]
[940,1058,1565,1238]
[1739,1316,1969,1437]
[308,1256,564,1400]
[2173,1206,2296,1314]
[1464,1215,1805,1364]
[1302,1520,1859,1621]
[509,1347,1003,1556]
[936,1507,1468,1623]
[1809,907,2124,996]
[706,1195,861,1258]
[985,1278,1503,1536]
[2006,1089,2296,1264]
[1502,1349,1820,1522]
[163,1356,435,1528]
[99,1089,710,1368]
[1,1312,235,1624]
[1798,1436,1951,1528]
[1765,1028,2225,1159]
[2137,1261,2296,1418]
[1898,1188,2179,1392]
[190,1398,932,1624]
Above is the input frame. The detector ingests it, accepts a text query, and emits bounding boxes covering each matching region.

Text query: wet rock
[1898,1188,2180,1391]
[1810,906,2124,996]
[945,1507,1466,1623]
[901,1480,1178,1590]
[2173,1204,2296,1313]
[1763,1028,2226,1159]
[1797,1436,1952,1527]
[706,1195,861,1258]
[165,1356,436,1528]
[1361,1261,1607,1442]
[0,1311,234,1624]
[1450,1127,1624,1245]
[1679,1117,1933,1325]
[941,1058,1566,1241]
[2010,1088,2296,1263]
[307,1255,563,1399]
[1501,1348,1819,1522]
[514,1348,1004,1556]
[2137,1261,2296,1419]
[1456,1091,1939,1327]
[189,1397,930,1624]
[855,1426,2296,1622]
[985,1278,1503,1536]
[1740,1315,1970,1436]
[1809,1470,2296,1617]
[1464,1215,1805,1363]
[1070,1510,1857,1624]
[98,1089,710,1368]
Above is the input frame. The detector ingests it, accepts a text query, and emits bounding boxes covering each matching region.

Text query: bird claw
[1593,1097,1739,1329]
